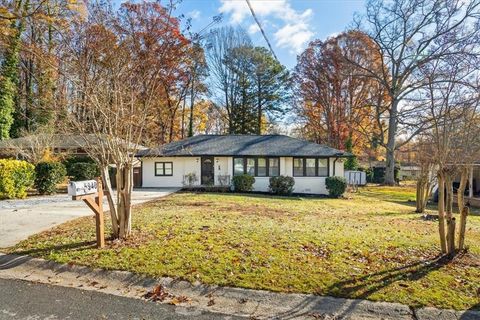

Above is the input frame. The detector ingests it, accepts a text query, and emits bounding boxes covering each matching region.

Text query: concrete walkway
[0,253,478,320]
[0,188,179,248]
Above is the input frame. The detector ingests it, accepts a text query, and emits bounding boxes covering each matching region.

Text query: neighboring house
[399,163,421,181]
[137,134,349,195]
[0,134,146,187]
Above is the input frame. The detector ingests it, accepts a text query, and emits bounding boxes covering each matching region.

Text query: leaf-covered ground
[9,185,480,310]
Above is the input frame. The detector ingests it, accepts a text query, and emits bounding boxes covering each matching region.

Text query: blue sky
[115,0,366,69]
[177,0,366,68]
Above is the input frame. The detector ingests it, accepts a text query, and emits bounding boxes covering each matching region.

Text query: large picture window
[246,158,255,176]
[269,158,279,177]
[293,158,304,176]
[234,158,244,176]
[318,158,329,177]
[257,158,267,177]
[293,158,329,177]
[306,158,316,176]
[233,157,280,177]
[155,162,173,176]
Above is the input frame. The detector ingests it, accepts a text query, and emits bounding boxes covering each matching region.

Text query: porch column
[469,166,474,198]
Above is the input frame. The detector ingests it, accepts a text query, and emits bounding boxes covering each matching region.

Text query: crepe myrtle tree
[348,0,480,185]
[62,1,188,239]
[418,55,480,255]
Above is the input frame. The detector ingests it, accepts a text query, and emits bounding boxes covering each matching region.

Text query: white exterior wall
[141,156,345,195]
[214,157,231,185]
[142,157,201,188]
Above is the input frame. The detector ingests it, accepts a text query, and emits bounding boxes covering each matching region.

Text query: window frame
[155,161,173,177]
[293,157,330,177]
[232,157,281,177]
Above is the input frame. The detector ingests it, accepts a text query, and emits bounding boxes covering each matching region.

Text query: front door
[201,156,214,185]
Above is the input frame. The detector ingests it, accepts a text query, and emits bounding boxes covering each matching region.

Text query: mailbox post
[68,178,105,248]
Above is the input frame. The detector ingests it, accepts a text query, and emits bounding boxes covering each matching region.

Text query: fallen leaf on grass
[207,298,215,306]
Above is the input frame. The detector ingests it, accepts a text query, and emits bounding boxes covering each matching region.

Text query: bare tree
[205,26,252,133]
[419,54,480,255]
[62,1,186,239]
[352,0,480,185]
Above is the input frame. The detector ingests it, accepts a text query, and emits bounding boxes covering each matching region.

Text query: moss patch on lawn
[9,186,480,311]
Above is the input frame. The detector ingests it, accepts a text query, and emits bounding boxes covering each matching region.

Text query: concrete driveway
[0,188,179,248]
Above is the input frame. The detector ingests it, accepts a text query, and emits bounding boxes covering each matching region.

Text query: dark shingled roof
[137,135,350,157]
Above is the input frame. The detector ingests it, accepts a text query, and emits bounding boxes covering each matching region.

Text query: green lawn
[9,185,480,310]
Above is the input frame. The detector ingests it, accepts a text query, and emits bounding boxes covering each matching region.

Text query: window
[306,158,316,176]
[269,158,279,177]
[257,158,267,176]
[155,162,173,176]
[293,158,304,176]
[294,157,329,177]
[318,158,328,177]
[233,157,280,177]
[234,158,244,176]
[246,158,255,176]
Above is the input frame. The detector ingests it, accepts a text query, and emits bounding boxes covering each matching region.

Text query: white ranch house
[137,135,349,195]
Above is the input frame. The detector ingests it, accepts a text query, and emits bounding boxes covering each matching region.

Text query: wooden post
[72,178,105,248]
[94,178,105,248]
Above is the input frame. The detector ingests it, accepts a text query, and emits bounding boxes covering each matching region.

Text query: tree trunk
[457,167,468,213]
[447,217,456,257]
[188,76,195,137]
[458,206,469,251]
[384,100,398,186]
[101,165,119,238]
[116,163,133,239]
[416,177,426,213]
[445,173,455,255]
[437,171,447,253]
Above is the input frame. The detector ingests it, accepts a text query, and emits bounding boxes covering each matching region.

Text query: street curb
[0,253,478,320]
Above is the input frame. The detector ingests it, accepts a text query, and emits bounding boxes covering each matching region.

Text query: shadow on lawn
[12,240,97,257]
[276,255,451,320]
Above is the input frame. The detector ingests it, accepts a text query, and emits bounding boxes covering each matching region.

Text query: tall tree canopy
[353,0,480,185]
[206,27,290,134]
[294,30,386,155]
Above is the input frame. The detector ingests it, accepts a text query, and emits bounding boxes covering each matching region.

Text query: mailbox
[68,180,98,196]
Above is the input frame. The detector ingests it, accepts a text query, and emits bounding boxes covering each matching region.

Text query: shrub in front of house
[63,156,96,176]
[0,159,35,199]
[269,175,295,195]
[325,176,347,198]
[35,161,67,194]
[69,162,101,181]
[232,174,255,192]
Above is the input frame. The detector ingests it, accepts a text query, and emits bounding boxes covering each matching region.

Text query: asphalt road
[0,278,242,320]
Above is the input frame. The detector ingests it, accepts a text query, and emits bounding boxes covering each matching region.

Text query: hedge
[64,156,95,176]
[269,175,295,195]
[0,159,35,199]
[35,161,67,194]
[232,174,255,192]
[69,162,100,181]
[325,176,347,198]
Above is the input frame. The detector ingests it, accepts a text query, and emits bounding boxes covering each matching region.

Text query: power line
[245,0,279,62]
